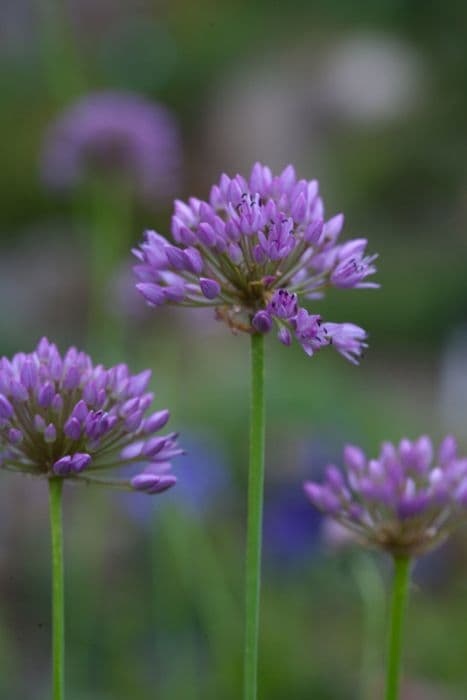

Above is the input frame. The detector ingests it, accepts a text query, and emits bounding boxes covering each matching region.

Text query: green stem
[385,556,411,700]
[353,554,385,700]
[72,179,132,362]
[49,478,65,700]
[38,0,85,105]
[244,332,266,700]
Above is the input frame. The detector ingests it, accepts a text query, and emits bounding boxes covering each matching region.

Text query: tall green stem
[38,0,85,105]
[80,179,132,362]
[244,332,266,700]
[49,478,65,700]
[353,554,385,700]
[385,556,411,700]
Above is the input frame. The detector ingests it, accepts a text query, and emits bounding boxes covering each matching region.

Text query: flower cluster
[0,338,181,494]
[134,163,377,362]
[40,91,181,201]
[304,436,467,557]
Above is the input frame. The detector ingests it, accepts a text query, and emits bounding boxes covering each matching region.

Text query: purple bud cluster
[134,163,377,362]
[0,338,181,494]
[304,436,467,557]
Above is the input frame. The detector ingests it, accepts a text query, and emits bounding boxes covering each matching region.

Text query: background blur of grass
[1,1,467,698]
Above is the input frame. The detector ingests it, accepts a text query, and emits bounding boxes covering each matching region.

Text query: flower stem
[352,554,385,700]
[75,178,132,363]
[244,332,266,700]
[49,478,65,700]
[385,555,411,700]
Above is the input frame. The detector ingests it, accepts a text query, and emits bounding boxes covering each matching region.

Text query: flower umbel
[0,338,181,494]
[304,436,467,557]
[40,91,181,201]
[134,163,377,362]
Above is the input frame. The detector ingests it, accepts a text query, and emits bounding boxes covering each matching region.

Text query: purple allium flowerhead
[304,436,467,557]
[0,338,181,494]
[133,163,378,363]
[40,91,181,201]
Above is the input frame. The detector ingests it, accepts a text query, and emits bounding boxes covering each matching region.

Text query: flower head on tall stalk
[132,162,379,700]
[305,434,467,700]
[40,91,181,202]
[0,338,182,700]
[304,435,467,557]
[134,162,378,363]
[0,337,181,494]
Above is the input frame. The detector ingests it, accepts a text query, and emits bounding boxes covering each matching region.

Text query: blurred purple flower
[262,437,346,567]
[40,91,181,202]
[169,435,230,513]
[134,163,377,362]
[305,435,467,557]
[0,337,181,494]
[264,484,322,567]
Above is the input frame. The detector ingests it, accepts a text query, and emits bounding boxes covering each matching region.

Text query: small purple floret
[148,474,177,494]
[143,409,170,434]
[267,290,298,319]
[44,424,57,443]
[252,311,272,334]
[131,473,161,491]
[200,278,221,300]
[70,453,92,473]
[0,396,13,420]
[8,428,23,444]
[277,328,292,346]
[53,456,72,476]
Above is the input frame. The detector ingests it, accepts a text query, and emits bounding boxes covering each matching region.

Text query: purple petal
[64,417,81,440]
[70,452,92,473]
[252,311,272,334]
[0,395,13,419]
[143,409,170,433]
[277,328,292,346]
[199,278,221,300]
[136,283,167,306]
[131,473,161,491]
[148,474,177,494]
[53,456,72,476]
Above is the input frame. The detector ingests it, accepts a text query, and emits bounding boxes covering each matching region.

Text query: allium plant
[40,91,181,202]
[304,435,467,700]
[0,338,180,700]
[40,91,182,358]
[133,163,378,699]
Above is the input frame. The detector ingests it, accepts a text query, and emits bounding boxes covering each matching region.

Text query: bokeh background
[1,1,467,698]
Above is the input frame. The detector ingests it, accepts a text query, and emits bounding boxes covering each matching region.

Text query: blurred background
[1,0,467,698]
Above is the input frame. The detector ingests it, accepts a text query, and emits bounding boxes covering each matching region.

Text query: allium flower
[304,436,467,557]
[40,91,181,201]
[134,163,377,362]
[0,338,181,494]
